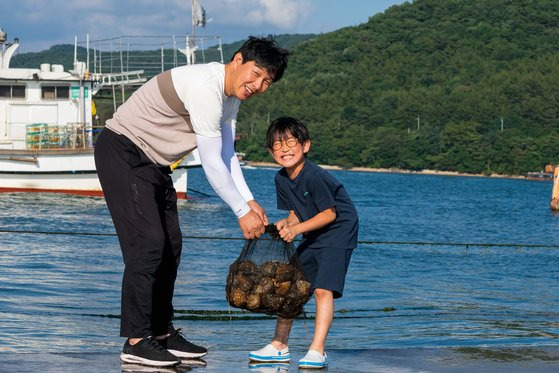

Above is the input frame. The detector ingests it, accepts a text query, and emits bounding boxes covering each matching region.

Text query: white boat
[0,28,205,199]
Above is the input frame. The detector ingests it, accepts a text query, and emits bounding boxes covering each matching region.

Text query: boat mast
[191,0,197,64]
[0,28,20,69]
[191,0,196,46]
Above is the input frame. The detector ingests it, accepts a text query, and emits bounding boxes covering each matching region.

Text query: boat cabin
[0,29,93,151]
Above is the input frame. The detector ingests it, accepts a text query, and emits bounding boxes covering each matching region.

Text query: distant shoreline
[245,161,544,181]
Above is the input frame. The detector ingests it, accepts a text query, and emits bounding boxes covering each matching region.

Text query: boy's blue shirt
[275,160,358,250]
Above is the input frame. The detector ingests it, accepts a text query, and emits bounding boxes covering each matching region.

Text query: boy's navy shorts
[297,247,353,299]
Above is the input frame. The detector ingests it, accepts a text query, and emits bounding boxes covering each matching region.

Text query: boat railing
[91,70,147,95]
[78,35,224,82]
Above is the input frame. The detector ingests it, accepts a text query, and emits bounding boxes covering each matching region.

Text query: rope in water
[1,228,558,249]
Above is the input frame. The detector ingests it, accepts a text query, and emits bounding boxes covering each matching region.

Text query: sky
[0,0,409,53]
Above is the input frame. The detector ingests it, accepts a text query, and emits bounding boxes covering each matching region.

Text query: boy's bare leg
[309,288,334,354]
[270,316,294,349]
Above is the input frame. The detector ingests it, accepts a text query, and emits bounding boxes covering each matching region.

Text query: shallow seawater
[0,167,558,353]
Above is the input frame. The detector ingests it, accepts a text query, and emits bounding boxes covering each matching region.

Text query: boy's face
[269,134,310,177]
[227,53,274,101]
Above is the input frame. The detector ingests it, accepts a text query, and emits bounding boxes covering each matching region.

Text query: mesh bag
[226,225,312,318]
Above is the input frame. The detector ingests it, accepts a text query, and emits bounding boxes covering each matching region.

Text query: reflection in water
[121,359,205,372]
[248,361,290,372]
[121,363,190,372]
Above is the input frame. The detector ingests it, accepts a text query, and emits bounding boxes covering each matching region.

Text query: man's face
[229,55,275,100]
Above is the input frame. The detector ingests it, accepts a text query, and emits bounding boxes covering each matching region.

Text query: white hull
[0,149,201,198]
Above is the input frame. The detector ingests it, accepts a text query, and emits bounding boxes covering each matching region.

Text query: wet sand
[2,346,558,372]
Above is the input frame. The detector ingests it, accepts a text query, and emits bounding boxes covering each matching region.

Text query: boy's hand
[279,225,298,243]
[276,211,299,231]
[275,218,289,231]
[238,210,265,239]
[247,200,269,226]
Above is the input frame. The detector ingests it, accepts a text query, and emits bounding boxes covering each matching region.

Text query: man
[94,36,288,367]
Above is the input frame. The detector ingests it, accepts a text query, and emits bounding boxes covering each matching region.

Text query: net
[226,225,312,318]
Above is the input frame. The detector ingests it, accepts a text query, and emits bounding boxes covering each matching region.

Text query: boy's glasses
[271,138,299,151]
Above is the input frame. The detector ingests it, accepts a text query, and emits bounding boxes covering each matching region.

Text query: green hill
[236,0,559,175]
[213,33,319,64]
[8,1,559,175]
[9,44,78,70]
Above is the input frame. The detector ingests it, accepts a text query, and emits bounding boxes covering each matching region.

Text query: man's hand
[238,210,265,239]
[247,200,269,226]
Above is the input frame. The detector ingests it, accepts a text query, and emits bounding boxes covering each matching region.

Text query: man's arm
[220,123,253,200]
[220,123,268,225]
[196,134,265,238]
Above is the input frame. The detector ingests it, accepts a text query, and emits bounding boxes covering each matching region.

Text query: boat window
[0,85,9,98]
[41,85,70,100]
[0,84,26,99]
[12,85,26,98]
[57,86,70,98]
[42,86,56,99]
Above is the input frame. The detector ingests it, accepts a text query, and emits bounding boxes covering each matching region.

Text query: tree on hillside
[237,0,559,175]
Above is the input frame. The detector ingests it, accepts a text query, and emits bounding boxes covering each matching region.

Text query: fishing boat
[0,28,207,199]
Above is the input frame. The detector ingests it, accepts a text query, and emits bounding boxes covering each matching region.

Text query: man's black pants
[94,128,182,338]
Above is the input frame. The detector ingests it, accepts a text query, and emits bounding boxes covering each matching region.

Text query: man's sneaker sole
[248,353,291,362]
[121,363,178,372]
[120,353,181,367]
[167,348,207,359]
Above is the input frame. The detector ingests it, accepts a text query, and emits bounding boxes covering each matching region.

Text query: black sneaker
[120,337,181,367]
[160,328,208,359]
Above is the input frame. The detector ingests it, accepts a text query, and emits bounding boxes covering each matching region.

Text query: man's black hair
[266,116,310,149]
[232,35,289,82]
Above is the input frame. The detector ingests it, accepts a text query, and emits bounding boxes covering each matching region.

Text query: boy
[94,36,288,367]
[248,117,358,369]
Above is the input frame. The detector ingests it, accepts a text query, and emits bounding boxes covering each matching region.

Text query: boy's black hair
[232,36,289,82]
[266,116,310,148]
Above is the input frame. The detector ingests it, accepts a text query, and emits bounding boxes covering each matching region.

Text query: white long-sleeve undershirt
[195,127,254,218]
[219,122,254,202]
